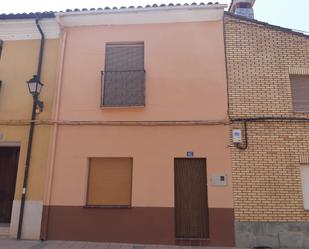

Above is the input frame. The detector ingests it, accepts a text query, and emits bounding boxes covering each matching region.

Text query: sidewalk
[0,240,246,249]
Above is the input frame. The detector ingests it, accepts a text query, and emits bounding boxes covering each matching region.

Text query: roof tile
[0,2,223,20]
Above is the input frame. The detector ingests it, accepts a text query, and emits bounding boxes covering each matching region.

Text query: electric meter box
[211,174,228,186]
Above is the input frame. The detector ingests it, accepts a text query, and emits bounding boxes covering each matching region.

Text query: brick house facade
[224,13,309,248]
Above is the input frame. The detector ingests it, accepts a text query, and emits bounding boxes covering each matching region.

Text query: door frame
[0,142,20,147]
[174,157,209,240]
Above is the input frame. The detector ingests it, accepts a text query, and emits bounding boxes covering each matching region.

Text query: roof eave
[224,12,309,39]
[55,4,228,17]
[0,12,55,20]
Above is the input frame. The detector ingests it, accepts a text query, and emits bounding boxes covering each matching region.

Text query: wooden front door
[174,158,209,239]
[0,147,19,223]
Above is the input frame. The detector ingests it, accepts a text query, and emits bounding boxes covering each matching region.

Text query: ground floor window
[301,164,309,210]
[87,157,133,207]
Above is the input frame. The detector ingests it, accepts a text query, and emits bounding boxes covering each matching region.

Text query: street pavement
[0,240,248,249]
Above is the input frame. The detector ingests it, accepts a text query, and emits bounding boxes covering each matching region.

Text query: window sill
[101,105,145,109]
[83,205,131,209]
[293,111,309,114]
[175,237,210,241]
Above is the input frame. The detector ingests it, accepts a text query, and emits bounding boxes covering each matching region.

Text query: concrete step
[0,225,9,239]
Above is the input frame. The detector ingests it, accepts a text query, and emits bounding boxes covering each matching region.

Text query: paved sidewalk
[0,240,246,249]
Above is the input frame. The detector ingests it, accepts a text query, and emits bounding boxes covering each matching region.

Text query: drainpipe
[17,17,45,240]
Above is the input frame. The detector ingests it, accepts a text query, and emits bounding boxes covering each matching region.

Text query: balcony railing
[101,70,146,107]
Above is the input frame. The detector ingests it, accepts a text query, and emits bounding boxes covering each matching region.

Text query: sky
[0,0,308,34]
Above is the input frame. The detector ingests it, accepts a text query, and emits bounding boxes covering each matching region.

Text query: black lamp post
[17,16,45,239]
[17,18,46,240]
[17,75,44,239]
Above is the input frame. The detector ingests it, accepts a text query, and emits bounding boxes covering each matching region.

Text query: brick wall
[224,14,309,222]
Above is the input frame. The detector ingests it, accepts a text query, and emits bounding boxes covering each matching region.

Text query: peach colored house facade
[42,3,234,246]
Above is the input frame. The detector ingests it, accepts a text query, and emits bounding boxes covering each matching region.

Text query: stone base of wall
[10,200,43,240]
[43,206,235,246]
[236,221,309,248]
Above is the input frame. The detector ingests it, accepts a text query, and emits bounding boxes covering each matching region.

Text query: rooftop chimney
[229,0,255,19]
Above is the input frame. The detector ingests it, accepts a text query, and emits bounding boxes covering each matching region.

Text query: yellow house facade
[0,13,59,239]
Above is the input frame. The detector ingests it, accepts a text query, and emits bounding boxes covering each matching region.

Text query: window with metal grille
[102,43,145,107]
[290,75,309,112]
[87,158,133,207]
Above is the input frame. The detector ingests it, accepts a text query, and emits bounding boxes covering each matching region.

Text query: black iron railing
[101,70,146,107]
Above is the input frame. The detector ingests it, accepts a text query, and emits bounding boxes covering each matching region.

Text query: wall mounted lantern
[27,75,43,96]
[26,75,44,112]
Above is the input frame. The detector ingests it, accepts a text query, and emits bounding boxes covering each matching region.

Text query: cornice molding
[56,5,227,27]
[0,4,227,40]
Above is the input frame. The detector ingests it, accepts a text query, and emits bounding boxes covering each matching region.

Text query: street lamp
[27,75,43,96]
[26,75,44,112]
[17,18,46,240]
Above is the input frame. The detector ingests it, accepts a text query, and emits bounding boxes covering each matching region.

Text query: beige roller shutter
[87,158,132,206]
[290,75,309,112]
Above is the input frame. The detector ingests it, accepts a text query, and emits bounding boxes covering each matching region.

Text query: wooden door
[0,147,19,223]
[174,158,209,239]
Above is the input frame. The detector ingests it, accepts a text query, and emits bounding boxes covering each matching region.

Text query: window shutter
[87,158,132,206]
[290,75,309,112]
[105,43,144,71]
[102,43,145,107]
[301,165,309,210]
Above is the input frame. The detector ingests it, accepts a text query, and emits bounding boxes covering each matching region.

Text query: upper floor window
[290,75,309,112]
[101,43,145,107]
